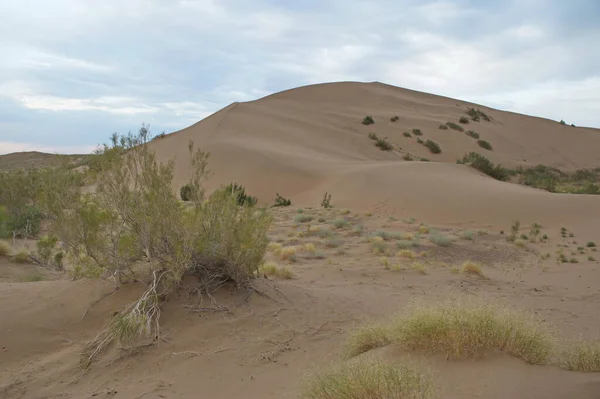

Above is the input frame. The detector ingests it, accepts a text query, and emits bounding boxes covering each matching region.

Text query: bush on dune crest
[560,341,600,372]
[343,297,554,365]
[303,359,437,399]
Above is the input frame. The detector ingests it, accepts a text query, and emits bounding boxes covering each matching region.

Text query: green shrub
[467,108,490,122]
[459,152,510,181]
[35,235,59,267]
[375,138,393,151]
[416,138,424,144]
[459,116,469,124]
[390,116,399,122]
[587,241,596,248]
[332,218,349,229]
[412,129,423,136]
[560,119,566,125]
[477,140,493,151]
[295,214,313,223]
[321,192,332,209]
[438,124,448,130]
[180,184,197,202]
[403,153,413,161]
[403,132,412,138]
[362,116,375,125]
[218,182,257,207]
[465,130,480,139]
[429,233,453,247]
[273,193,291,207]
[446,122,464,132]
[424,140,441,154]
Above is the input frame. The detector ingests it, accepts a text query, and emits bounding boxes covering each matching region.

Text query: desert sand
[1,81,600,398]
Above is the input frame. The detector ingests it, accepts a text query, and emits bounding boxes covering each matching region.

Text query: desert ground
[1,81,600,398]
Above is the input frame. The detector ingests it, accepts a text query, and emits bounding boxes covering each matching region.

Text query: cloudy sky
[1,0,599,154]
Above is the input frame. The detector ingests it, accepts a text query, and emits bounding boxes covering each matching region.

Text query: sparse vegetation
[273,193,291,207]
[429,233,453,247]
[459,116,469,124]
[12,249,31,264]
[332,218,349,229]
[403,132,412,138]
[368,132,378,140]
[465,130,480,139]
[295,214,314,223]
[477,140,493,151]
[0,241,10,257]
[462,231,475,241]
[392,297,553,364]
[344,323,392,358]
[560,341,600,371]
[424,140,442,154]
[219,182,258,207]
[466,108,490,122]
[362,116,375,125]
[446,122,464,132]
[587,241,597,248]
[438,124,448,130]
[259,262,293,279]
[302,359,437,399]
[461,261,485,278]
[458,152,510,181]
[390,115,399,122]
[403,153,413,161]
[321,192,332,209]
[411,262,427,274]
[375,137,393,151]
[412,128,423,136]
[416,138,424,144]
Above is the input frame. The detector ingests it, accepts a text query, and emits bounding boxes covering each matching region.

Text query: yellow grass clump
[411,262,427,274]
[559,341,600,372]
[397,249,417,259]
[401,233,414,240]
[279,246,297,260]
[344,323,392,358]
[259,262,294,279]
[419,226,430,234]
[302,359,437,399]
[392,297,554,364]
[0,241,11,257]
[461,261,486,278]
[268,242,283,253]
[304,243,317,253]
[379,257,390,268]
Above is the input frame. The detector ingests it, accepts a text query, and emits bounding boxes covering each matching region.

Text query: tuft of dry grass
[419,226,430,234]
[302,359,437,399]
[12,249,31,264]
[370,236,389,255]
[514,239,526,248]
[559,341,600,372]
[461,261,486,278]
[379,257,390,268]
[411,262,427,274]
[304,243,317,253]
[0,241,11,257]
[259,262,294,279]
[268,242,282,253]
[279,246,297,261]
[397,249,417,260]
[392,297,554,364]
[344,323,392,358]
[429,233,453,247]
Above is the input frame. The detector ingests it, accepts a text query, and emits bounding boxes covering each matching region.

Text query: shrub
[589,256,596,262]
[375,138,393,151]
[411,262,427,274]
[180,184,196,202]
[302,359,436,399]
[560,341,600,371]
[321,192,332,209]
[368,132,378,140]
[403,153,413,161]
[152,132,166,140]
[273,193,291,207]
[477,140,493,151]
[12,249,31,264]
[560,120,566,125]
[465,130,480,139]
[326,238,344,248]
[429,233,452,247]
[424,140,441,154]
[362,116,375,125]
[461,261,485,278]
[218,182,257,207]
[35,235,60,268]
[438,124,448,130]
[295,214,313,223]
[467,108,490,122]
[0,241,10,257]
[259,262,293,279]
[587,241,597,248]
[396,240,419,249]
[403,132,412,138]
[390,116,399,122]
[460,152,510,181]
[446,122,464,132]
[459,116,469,124]
[392,297,553,364]
[412,129,423,136]
[331,218,349,229]
[397,249,417,259]
[462,231,475,240]
[416,138,424,144]
[344,323,392,357]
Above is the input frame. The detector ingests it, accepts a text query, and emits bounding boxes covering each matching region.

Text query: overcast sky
[1,0,599,154]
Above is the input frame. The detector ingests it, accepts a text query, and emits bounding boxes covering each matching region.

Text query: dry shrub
[461,261,486,278]
[344,323,392,358]
[0,241,10,257]
[259,262,294,279]
[393,297,554,364]
[411,262,427,274]
[279,246,297,260]
[559,341,600,371]
[397,249,417,259]
[302,359,437,399]
[12,249,31,264]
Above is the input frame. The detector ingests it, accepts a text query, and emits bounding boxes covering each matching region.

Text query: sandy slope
[1,81,600,398]
[149,81,600,230]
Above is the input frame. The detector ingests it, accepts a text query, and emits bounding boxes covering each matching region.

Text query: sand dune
[2,81,600,398]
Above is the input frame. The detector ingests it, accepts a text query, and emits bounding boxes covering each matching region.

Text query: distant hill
[0,151,89,171]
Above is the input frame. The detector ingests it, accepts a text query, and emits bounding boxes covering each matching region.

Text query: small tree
[321,192,332,209]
